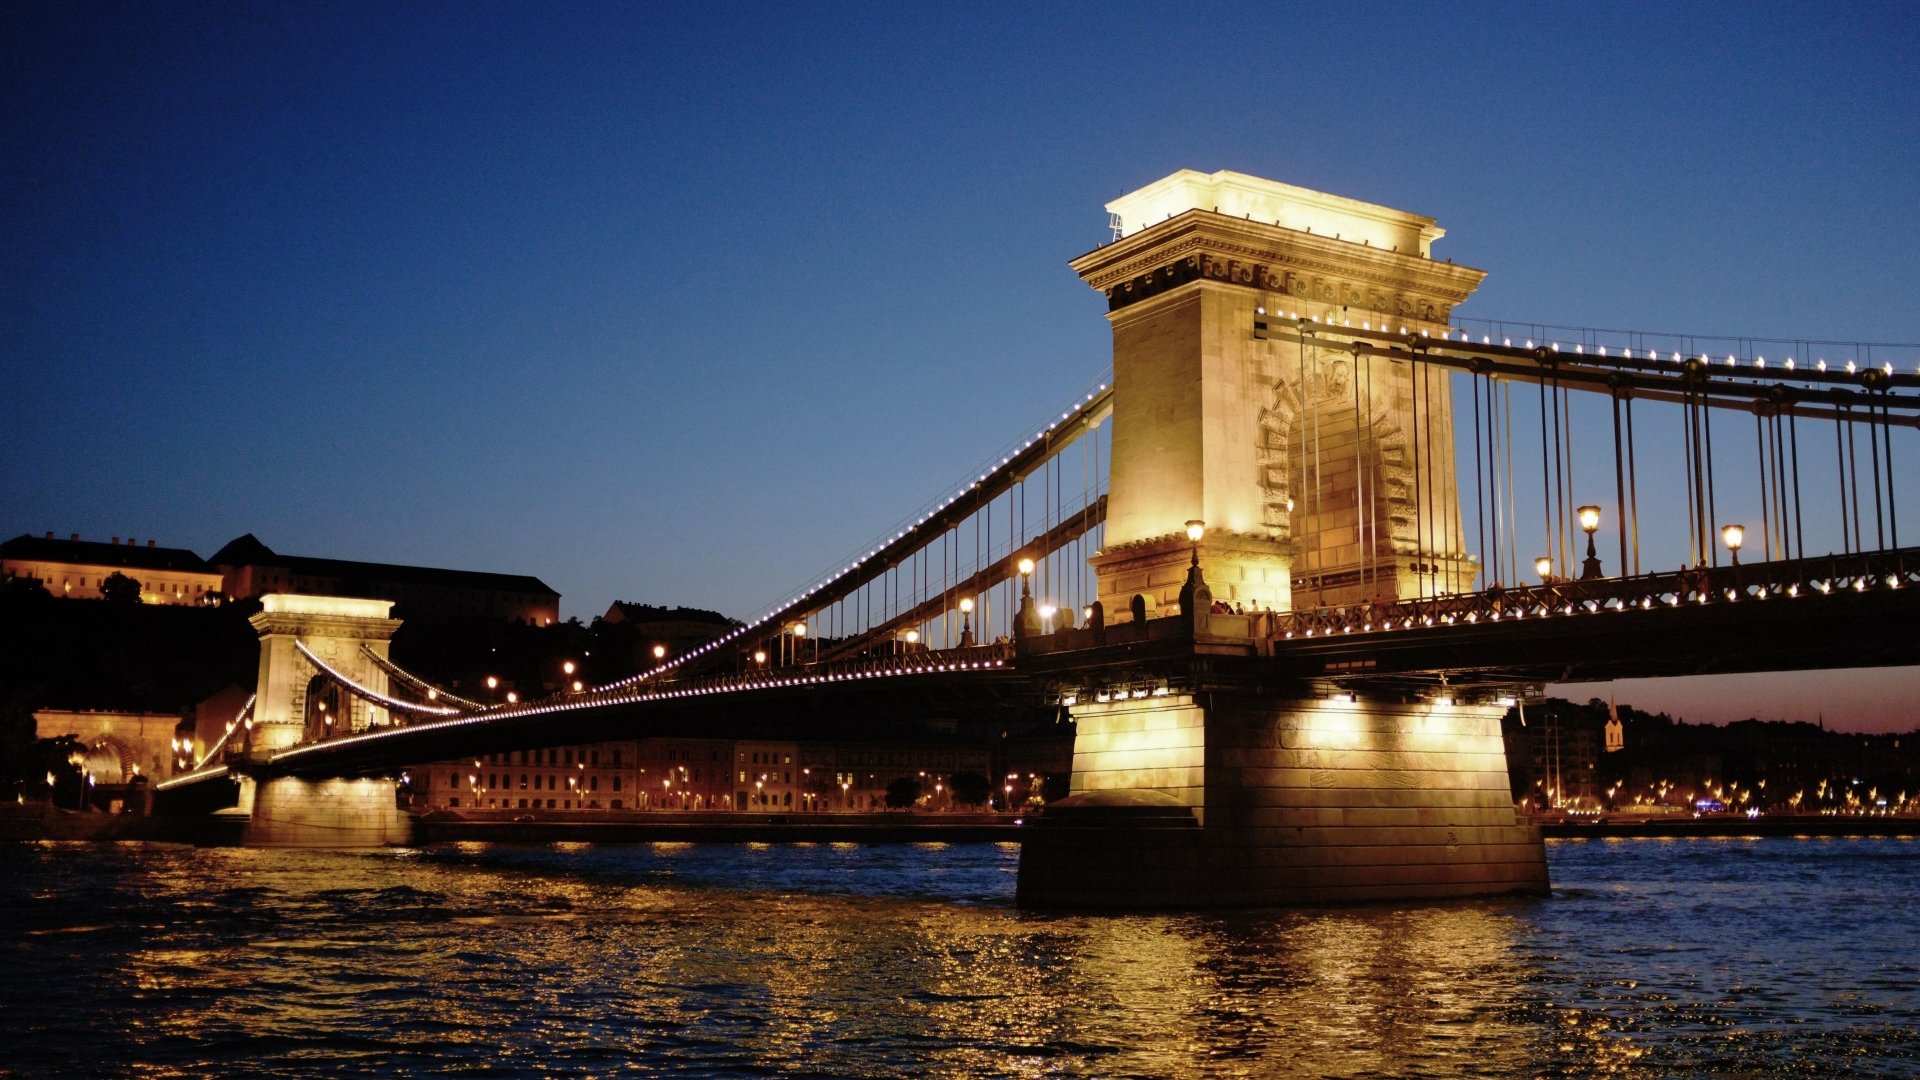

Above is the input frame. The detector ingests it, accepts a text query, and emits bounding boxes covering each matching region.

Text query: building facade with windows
[3,533,224,604]
[407,737,999,814]
[211,534,559,626]
[414,742,638,811]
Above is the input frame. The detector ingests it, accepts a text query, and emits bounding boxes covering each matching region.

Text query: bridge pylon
[1019,170,1545,908]
[239,594,410,846]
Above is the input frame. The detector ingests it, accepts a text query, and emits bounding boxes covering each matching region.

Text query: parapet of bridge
[1020,170,1545,908]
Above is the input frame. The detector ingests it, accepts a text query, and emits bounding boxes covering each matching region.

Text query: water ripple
[3,836,1918,1076]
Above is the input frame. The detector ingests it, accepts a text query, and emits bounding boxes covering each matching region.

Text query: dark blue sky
[5,3,1917,728]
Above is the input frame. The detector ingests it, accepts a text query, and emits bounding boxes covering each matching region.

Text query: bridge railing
[1264,547,1917,641]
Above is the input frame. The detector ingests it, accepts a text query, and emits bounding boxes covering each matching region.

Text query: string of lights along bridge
[271,310,1915,751]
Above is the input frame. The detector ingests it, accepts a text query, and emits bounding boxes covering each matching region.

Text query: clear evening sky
[4,3,1916,730]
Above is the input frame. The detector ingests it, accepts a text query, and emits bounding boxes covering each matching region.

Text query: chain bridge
[158,170,1919,908]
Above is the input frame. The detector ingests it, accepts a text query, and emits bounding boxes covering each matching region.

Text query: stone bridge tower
[1071,170,1487,617]
[1019,171,1547,909]
[247,594,401,752]
[240,594,408,846]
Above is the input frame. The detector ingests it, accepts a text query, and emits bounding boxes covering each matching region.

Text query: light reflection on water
[2,837,1916,1077]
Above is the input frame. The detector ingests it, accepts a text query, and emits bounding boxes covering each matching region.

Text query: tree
[948,770,991,808]
[99,572,142,604]
[885,776,922,809]
[0,575,50,602]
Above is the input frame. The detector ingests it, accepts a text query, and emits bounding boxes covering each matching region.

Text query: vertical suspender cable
[1789,410,1804,560]
[1692,382,1709,566]
[1443,370,1458,594]
[1770,411,1790,561]
[1473,369,1487,581]
[1483,374,1498,583]
[1313,346,1324,605]
[1682,384,1698,565]
[1756,410,1773,561]
[1497,374,1512,584]
[1867,396,1886,550]
[1702,382,1719,568]
[1413,359,1426,598]
[1832,409,1849,553]
[1626,391,1641,575]
[1611,387,1628,577]
[1538,376,1552,577]
[1354,349,1366,598]
[1297,331,1310,602]
[1551,380,1566,580]
[1883,395,1900,550]
[1371,357,1381,598]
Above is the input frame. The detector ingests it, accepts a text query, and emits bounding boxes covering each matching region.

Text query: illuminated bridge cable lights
[189,693,254,770]
[590,377,1113,696]
[358,646,487,711]
[271,650,1015,766]
[293,640,462,720]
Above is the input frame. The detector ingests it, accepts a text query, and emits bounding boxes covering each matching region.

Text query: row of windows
[482,748,619,767]
[448,798,624,811]
[451,772,623,792]
[8,570,212,592]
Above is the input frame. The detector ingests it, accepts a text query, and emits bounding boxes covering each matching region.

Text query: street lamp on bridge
[1535,555,1553,584]
[1577,505,1603,580]
[1016,557,1040,639]
[958,597,975,647]
[1722,523,1745,566]
[1179,519,1209,616]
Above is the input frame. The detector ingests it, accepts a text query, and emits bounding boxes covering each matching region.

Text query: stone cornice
[1072,209,1486,317]
[249,611,403,641]
[1093,531,1294,570]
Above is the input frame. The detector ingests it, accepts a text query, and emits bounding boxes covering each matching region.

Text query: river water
[3,836,1916,1078]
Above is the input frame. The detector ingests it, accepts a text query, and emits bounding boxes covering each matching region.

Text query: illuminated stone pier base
[242,776,412,847]
[1016,693,1547,909]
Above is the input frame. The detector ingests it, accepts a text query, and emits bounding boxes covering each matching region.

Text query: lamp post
[1535,555,1553,584]
[958,597,975,647]
[1577,505,1603,580]
[1178,519,1209,616]
[1015,557,1039,639]
[1038,604,1056,634]
[1721,523,1745,567]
